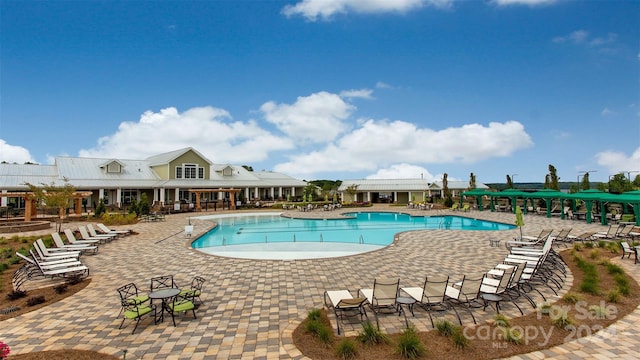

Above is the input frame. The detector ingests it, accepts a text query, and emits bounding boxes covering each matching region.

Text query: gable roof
[146,147,212,166]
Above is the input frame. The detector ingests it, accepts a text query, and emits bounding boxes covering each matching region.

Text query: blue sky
[1,0,638,184]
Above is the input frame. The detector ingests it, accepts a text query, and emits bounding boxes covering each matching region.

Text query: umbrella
[515,206,525,239]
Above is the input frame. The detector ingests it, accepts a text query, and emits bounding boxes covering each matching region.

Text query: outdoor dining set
[117,275,206,334]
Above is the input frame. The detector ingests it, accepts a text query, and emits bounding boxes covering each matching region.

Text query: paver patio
[1,205,638,359]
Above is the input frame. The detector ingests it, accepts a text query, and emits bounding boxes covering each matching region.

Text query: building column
[367,192,371,202]
[174,188,180,203]
[116,188,122,208]
[291,187,296,197]
[1,190,6,207]
[98,188,105,201]
[244,187,250,202]
[278,187,283,200]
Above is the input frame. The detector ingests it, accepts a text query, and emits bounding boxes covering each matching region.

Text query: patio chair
[444,273,484,325]
[358,278,400,329]
[480,265,523,315]
[165,292,196,326]
[400,274,450,327]
[549,228,572,247]
[34,239,80,261]
[179,276,206,306]
[64,228,101,245]
[28,250,89,279]
[82,225,117,242]
[51,232,98,254]
[324,289,369,335]
[620,241,637,260]
[150,275,176,292]
[567,231,597,245]
[96,223,131,236]
[116,282,150,316]
[593,225,621,240]
[118,283,156,334]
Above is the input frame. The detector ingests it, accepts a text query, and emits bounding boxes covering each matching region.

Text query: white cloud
[376,81,393,89]
[601,108,616,116]
[339,88,374,99]
[366,163,437,180]
[594,147,640,175]
[282,0,449,21]
[274,119,533,177]
[553,30,618,48]
[0,140,35,164]
[492,0,556,6]
[260,91,353,143]
[78,106,294,163]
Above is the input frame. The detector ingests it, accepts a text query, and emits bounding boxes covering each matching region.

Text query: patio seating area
[2,205,640,359]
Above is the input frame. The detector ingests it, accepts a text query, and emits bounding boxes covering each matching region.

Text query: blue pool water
[191,212,514,250]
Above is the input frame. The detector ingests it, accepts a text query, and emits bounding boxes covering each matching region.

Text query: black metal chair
[179,276,206,306]
[117,283,155,334]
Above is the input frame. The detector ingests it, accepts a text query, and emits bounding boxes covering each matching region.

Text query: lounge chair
[445,273,484,324]
[52,232,98,254]
[506,229,553,249]
[76,226,112,243]
[400,275,450,327]
[620,242,637,261]
[17,251,83,271]
[118,283,156,334]
[461,204,470,212]
[450,203,459,211]
[35,239,81,258]
[358,278,400,329]
[480,264,523,315]
[323,289,369,334]
[26,250,89,279]
[63,228,100,245]
[96,223,131,236]
[593,225,621,240]
[87,224,119,241]
[566,231,597,244]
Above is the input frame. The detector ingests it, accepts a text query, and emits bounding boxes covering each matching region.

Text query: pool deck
[2,204,639,359]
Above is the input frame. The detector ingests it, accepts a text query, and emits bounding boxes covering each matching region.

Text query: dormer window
[222,166,233,176]
[102,160,124,174]
[176,163,204,179]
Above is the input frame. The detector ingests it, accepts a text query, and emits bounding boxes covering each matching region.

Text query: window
[176,163,204,180]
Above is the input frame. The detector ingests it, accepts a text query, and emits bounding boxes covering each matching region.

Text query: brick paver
[1,205,638,359]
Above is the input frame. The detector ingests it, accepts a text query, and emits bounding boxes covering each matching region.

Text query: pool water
[191,212,514,251]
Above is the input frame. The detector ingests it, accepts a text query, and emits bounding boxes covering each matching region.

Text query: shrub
[579,278,599,295]
[317,325,333,346]
[588,305,610,319]
[606,263,625,275]
[434,319,456,336]
[358,321,389,345]
[562,292,583,304]
[584,242,594,249]
[307,308,322,322]
[551,310,573,330]
[6,290,27,301]
[597,240,606,248]
[335,338,357,359]
[452,328,468,349]
[493,314,511,328]
[573,243,583,251]
[501,327,523,345]
[395,325,425,359]
[26,295,46,306]
[606,290,621,303]
[588,249,599,259]
[53,283,68,294]
[305,319,323,335]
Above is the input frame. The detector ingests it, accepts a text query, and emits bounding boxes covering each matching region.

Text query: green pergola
[490,189,531,213]
[524,189,566,218]
[459,188,496,211]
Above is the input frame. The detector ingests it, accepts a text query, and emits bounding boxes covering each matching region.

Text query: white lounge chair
[87,224,119,241]
[35,239,81,258]
[63,228,100,245]
[52,233,98,254]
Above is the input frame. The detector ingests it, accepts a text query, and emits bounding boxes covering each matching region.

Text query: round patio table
[149,288,180,323]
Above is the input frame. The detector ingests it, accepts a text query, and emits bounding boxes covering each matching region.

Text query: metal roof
[338,179,489,192]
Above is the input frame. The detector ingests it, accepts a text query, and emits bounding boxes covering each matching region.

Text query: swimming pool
[191,212,514,259]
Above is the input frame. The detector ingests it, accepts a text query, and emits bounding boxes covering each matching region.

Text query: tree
[546,164,560,191]
[633,174,640,189]
[345,184,359,203]
[25,179,76,232]
[608,173,633,194]
[442,173,453,207]
[506,175,513,189]
[469,172,476,190]
[242,165,254,172]
[580,172,591,190]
